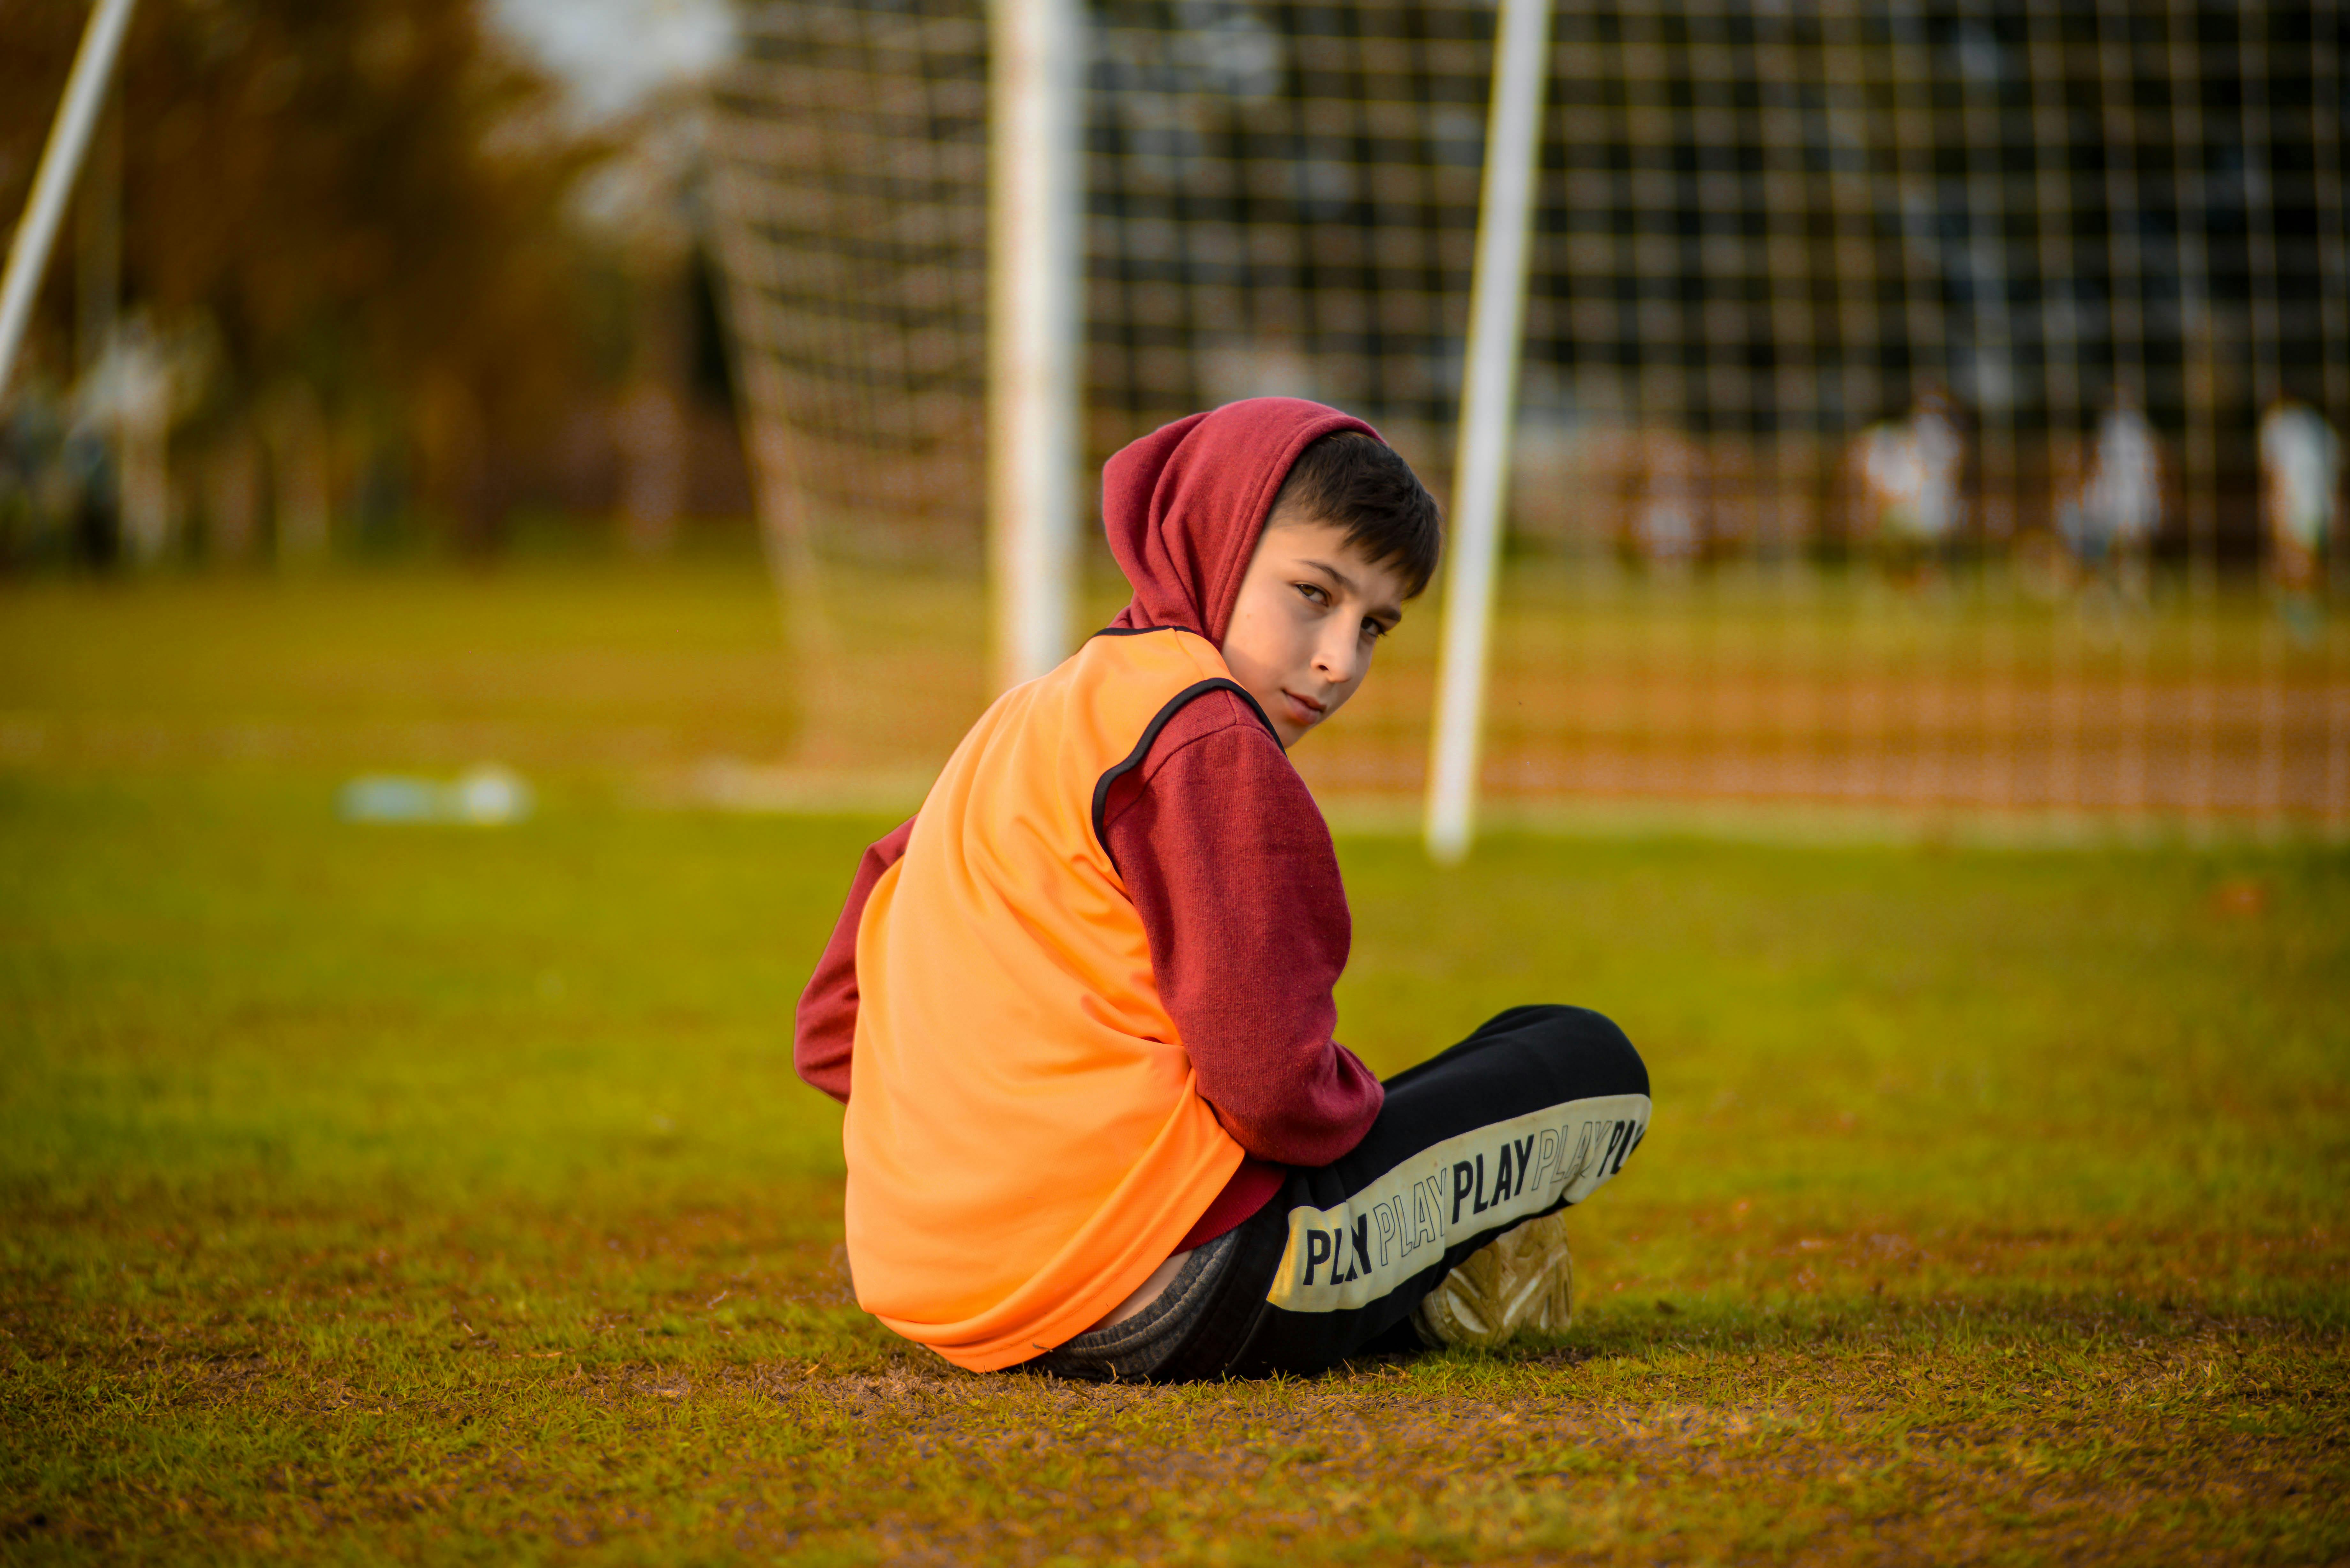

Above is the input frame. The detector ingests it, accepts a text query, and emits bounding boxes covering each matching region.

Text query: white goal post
[988,0,1085,692]
[0,0,139,401]
[1422,0,1554,864]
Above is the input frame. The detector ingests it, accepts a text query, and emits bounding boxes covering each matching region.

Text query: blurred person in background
[0,384,103,566]
[2261,400,2339,639]
[1846,388,1966,581]
[1622,428,1708,574]
[2057,398,2166,602]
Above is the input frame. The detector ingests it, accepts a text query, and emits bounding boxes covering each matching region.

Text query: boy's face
[1219,513,1411,749]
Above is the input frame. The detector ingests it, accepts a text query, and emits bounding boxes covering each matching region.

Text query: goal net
[706,0,2348,830]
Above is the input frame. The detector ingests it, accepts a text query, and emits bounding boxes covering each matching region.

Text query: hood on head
[1103,397,1382,644]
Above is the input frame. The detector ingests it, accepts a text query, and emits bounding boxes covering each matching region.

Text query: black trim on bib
[1089,623,1211,642]
[1090,674,1281,874]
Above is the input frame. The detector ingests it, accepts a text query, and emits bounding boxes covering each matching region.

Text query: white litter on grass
[339,765,535,825]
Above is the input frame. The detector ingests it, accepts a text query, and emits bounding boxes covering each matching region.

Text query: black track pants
[1154,1005,1651,1381]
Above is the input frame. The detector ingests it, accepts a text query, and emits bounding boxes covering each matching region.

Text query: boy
[797,397,1648,1380]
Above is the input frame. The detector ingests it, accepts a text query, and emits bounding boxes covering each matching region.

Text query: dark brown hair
[1268,432,1444,597]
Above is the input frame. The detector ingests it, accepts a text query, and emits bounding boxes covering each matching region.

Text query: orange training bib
[843,628,1262,1370]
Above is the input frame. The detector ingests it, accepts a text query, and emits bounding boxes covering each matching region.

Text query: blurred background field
[7,550,2344,828]
[6,0,2348,837]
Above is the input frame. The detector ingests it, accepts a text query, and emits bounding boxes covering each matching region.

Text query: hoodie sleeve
[1100,689,1385,1166]
[793,814,916,1104]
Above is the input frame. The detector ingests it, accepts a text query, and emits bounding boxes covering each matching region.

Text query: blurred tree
[1,0,608,553]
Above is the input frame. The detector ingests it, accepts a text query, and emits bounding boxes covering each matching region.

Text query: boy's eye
[1294,582,1330,606]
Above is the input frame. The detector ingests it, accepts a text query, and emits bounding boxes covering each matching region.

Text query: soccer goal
[706,0,2350,843]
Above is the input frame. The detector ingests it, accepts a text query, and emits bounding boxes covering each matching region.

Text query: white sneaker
[1411,1210,1574,1350]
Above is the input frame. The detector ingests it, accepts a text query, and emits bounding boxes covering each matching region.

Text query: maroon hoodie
[793,399,1388,1248]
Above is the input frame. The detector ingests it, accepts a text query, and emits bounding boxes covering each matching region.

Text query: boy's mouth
[1280,689,1327,726]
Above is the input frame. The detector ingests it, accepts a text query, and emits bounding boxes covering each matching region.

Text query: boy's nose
[1314,631,1362,685]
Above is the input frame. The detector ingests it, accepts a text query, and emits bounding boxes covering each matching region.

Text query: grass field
[3,555,2346,1564]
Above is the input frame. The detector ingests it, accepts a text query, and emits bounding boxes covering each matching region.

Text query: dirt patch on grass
[385,1321,2337,1564]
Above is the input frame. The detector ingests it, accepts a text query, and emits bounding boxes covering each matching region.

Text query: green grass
[2,558,2346,1564]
